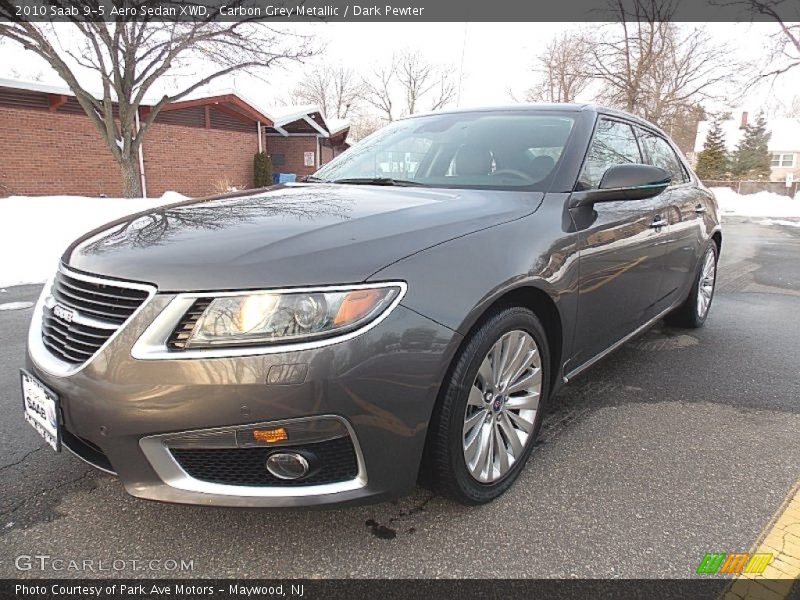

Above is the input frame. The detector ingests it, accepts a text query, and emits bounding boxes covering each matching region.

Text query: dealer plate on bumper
[21,370,61,452]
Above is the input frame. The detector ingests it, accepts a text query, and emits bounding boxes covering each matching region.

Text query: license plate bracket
[21,369,61,452]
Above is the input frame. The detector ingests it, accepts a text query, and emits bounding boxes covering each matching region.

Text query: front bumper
[26,289,460,507]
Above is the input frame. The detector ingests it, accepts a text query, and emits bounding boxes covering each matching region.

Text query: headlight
[183,284,404,348]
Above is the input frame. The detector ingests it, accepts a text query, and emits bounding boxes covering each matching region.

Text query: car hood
[65,183,542,291]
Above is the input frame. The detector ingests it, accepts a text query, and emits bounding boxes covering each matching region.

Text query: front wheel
[423,306,550,505]
[668,241,718,328]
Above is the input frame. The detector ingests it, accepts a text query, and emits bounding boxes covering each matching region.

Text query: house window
[770,153,795,168]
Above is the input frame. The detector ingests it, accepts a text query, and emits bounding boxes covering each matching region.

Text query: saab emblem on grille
[53,304,76,323]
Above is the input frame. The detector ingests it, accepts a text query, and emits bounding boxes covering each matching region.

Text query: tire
[423,306,550,505]
[667,241,718,329]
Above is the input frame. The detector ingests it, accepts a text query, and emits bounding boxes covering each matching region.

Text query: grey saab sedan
[23,105,721,507]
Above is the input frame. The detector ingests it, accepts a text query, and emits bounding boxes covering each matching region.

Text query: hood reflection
[79,187,355,255]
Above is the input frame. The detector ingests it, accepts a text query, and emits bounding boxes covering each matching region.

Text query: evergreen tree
[731,113,772,180]
[695,119,729,180]
[253,152,273,188]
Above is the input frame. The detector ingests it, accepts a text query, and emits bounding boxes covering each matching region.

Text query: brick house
[262,106,350,180]
[0,78,349,198]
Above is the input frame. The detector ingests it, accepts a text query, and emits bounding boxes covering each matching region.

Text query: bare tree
[348,113,385,142]
[396,50,455,115]
[362,60,397,122]
[762,22,800,81]
[0,6,314,196]
[292,63,364,120]
[590,0,742,129]
[718,0,800,81]
[9,67,45,81]
[428,70,456,112]
[659,102,706,154]
[361,51,455,121]
[525,31,593,103]
[786,96,800,117]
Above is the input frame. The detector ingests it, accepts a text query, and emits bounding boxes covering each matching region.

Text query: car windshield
[313,111,576,191]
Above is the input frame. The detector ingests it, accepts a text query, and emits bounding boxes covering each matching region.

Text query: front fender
[368,193,582,364]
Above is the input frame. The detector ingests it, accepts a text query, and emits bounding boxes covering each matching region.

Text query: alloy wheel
[696,249,717,319]
[462,330,542,483]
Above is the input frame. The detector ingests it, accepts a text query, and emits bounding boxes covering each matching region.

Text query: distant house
[260,105,351,180]
[692,112,800,183]
[0,78,350,198]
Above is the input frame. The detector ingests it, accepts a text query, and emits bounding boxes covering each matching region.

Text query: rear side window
[578,119,642,190]
[639,131,688,184]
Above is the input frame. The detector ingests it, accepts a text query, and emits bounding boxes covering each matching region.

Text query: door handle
[650,216,668,229]
[695,204,707,214]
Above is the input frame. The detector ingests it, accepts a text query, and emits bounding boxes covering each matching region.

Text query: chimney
[740,111,748,130]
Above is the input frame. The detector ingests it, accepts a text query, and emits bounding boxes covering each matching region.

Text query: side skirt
[562,303,678,384]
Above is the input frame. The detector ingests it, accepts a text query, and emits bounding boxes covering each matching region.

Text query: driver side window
[578,119,642,190]
[638,131,689,184]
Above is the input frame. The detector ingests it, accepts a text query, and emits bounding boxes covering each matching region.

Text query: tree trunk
[119,154,142,198]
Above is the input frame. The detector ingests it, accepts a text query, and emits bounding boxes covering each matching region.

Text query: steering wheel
[490,169,537,184]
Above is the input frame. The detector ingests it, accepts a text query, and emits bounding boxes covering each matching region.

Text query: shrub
[254,152,273,188]
[212,177,239,194]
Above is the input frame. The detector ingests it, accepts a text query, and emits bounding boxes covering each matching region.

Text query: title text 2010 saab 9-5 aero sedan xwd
[23,105,721,507]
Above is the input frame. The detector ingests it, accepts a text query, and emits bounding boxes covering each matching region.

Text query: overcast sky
[1,22,798,117]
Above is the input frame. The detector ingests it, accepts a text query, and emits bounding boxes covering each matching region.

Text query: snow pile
[0,192,188,287]
[0,301,34,311]
[711,187,800,218]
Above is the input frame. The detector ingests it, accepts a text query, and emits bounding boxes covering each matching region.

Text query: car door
[637,128,706,311]
[566,117,669,372]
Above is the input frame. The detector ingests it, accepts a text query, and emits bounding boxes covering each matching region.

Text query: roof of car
[402,103,668,137]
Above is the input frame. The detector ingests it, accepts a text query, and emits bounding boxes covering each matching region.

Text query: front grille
[166,298,212,350]
[41,269,151,365]
[170,436,359,487]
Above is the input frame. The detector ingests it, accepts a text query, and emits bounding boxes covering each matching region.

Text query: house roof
[0,76,168,105]
[0,77,78,97]
[262,104,350,137]
[156,93,274,125]
[181,87,350,138]
[694,116,800,153]
[181,88,318,129]
[0,77,349,138]
[326,118,350,136]
[265,104,320,124]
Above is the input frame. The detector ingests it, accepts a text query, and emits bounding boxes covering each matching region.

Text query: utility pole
[456,23,468,107]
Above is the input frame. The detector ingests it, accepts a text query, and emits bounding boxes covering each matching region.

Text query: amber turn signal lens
[334,289,382,326]
[253,427,288,443]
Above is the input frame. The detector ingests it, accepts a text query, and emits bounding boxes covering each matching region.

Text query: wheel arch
[454,284,564,397]
[418,283,564,489]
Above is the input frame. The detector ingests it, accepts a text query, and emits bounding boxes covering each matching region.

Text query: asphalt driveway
[0,217,799,579]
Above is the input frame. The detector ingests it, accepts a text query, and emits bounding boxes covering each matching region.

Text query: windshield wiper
[300,175,329,183]
[331,177,425,187]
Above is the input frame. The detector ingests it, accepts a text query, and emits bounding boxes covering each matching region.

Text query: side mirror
[569,164,671,208]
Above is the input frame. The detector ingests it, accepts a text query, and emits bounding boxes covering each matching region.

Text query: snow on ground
[711,187,800,218]
[0,192,188,287]
[0,301,34,310]
[758,219,800,228]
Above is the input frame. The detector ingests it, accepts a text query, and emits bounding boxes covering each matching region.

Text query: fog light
[265,452,309,480]
[253,427,288,444]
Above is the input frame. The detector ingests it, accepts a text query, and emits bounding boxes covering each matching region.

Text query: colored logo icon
[696,552,772,574]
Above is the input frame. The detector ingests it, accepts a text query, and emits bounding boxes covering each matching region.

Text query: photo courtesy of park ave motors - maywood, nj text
[0,0,799,597]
